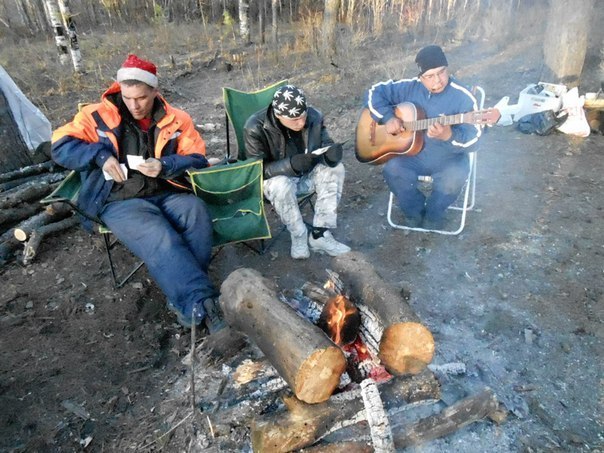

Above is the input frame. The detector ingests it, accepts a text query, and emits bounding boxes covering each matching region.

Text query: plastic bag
[516,110,566,136]
[556,87,591,137]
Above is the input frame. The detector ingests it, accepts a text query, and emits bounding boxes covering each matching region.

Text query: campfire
[212,252,504,451]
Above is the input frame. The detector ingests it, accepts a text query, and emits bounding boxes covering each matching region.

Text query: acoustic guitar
[355,103,501,165]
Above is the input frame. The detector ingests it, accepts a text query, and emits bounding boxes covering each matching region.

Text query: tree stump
[219,268,347,404]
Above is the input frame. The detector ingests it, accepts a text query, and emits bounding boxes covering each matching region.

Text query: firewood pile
[0,160,75,267]
[188,252,507,452]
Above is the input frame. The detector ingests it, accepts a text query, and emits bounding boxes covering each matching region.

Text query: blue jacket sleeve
[51,136,114,172]
[366,79,414,124]
[159,153,209,179]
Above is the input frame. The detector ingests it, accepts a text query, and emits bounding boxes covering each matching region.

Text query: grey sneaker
[202,297,226,334]
[290,231,310,259]
[309,231,351,256]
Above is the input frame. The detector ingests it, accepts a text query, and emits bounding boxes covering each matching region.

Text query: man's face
[420,66,449,94]
[276,112,307,132]
[120,83,157,120]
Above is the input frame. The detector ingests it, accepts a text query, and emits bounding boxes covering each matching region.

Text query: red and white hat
[116,54,158,88]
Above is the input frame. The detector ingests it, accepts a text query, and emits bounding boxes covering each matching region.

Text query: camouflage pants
[263,163,345,237]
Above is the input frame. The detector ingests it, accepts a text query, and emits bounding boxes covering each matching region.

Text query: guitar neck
[406,113,466,131]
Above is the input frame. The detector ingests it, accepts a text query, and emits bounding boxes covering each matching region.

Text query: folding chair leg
[102,233,145,289]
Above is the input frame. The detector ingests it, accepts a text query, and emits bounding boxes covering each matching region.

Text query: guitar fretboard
[406,113,465,131]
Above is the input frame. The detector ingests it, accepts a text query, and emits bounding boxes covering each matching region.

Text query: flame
[326,295,357,345]
[323,279,336,292]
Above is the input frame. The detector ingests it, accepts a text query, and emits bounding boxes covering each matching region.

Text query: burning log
[332,251,435,376]
[251,370,440,452]
[219,268,347,404]
[22,216,79,265]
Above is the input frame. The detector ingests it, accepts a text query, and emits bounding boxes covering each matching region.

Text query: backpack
[516,110,567,136]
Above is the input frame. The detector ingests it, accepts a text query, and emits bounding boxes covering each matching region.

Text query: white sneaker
[309,231,351,256]
[291,231,310,259]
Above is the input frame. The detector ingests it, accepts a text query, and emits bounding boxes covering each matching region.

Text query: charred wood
[0,203,43,229]
[219,268,347,404]
[22,215,79,265]
[251,370,440,452]
[0,172,66,209]
[0,160,56,184]
[13,203,73,242]
[332,252,435,376]
[393,388,500,448]
[0,236,21,266]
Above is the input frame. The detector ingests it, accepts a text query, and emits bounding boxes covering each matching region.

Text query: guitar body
[355,103,425,165]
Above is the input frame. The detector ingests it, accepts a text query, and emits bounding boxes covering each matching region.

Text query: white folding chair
[387,86,484,235]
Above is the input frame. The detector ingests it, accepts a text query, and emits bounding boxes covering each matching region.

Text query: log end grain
[379,322,435,376]
[295,346,347,404]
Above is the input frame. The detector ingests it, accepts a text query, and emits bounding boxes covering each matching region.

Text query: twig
[206,415,215,438]
[190,308,197,411]
[137,412,193,450]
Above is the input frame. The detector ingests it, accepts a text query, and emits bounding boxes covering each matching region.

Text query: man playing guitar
[364,45,482,230]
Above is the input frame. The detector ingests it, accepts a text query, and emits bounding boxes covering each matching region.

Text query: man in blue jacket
[51,54,225,332]
[366,45,481,230]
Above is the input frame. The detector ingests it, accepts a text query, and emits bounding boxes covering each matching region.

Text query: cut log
[0,172,66,209]
[251,370,440,452]
[393,388,500,448]
[22,215,79,265]
[332,251,435,376]
[0,237,21,266]
[219,268,347,404]
[13,203,72,242]
[0,160,56,184]
[0,203,43,228]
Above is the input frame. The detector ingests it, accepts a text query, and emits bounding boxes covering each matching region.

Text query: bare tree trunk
[541,0,594,86]
[321,0,341,61]
[271,0,278,53]
[43,0,70,65]
[58,0,83,73]
[238,0,250,44]
[258,0,266,44]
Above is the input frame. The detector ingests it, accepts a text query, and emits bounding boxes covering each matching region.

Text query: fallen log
[0,160,56,184]
[393,387,500,448]
[0,227,20,265]
[22,215,79,265]
[0,172,66,210]
[332,251,435,376]
[13,203,72,242]
[219,268,347,404]
[0,203,43,228]
[251,370,440,452]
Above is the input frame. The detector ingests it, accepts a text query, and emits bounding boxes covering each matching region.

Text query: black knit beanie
[415,45,448,76]
[272,85,307,118]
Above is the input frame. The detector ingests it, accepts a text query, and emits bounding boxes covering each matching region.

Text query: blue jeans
[100,192,215,319]
[383,152,469,222]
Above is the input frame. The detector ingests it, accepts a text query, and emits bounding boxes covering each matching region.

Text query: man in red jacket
[52,54,225,332]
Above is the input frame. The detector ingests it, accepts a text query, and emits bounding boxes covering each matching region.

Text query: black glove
[290,153,319,175]
[323,143,343,167]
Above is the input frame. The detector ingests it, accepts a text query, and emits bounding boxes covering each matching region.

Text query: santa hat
[116,54,158,88]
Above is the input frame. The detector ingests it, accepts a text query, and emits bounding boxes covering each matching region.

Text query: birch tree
[271,0,278,52]
[238,0,250,44]
[58,0,83,73]
[43,0,70,65]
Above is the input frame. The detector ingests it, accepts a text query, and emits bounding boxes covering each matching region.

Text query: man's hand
[102,156,127,183]
[427,122,452,141]
[385,117,405,135]
[290,153,320,175]
[137,158,162,178]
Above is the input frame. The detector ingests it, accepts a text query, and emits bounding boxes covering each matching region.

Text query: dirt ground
[1,24,603,453]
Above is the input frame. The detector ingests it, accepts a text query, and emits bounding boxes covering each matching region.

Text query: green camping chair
[41,171,144,288]
[188,158,271,254]
[223,80,288,161]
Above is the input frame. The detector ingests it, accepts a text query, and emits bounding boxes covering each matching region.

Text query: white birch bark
[43,0,70,65]
[57,0,83,73]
